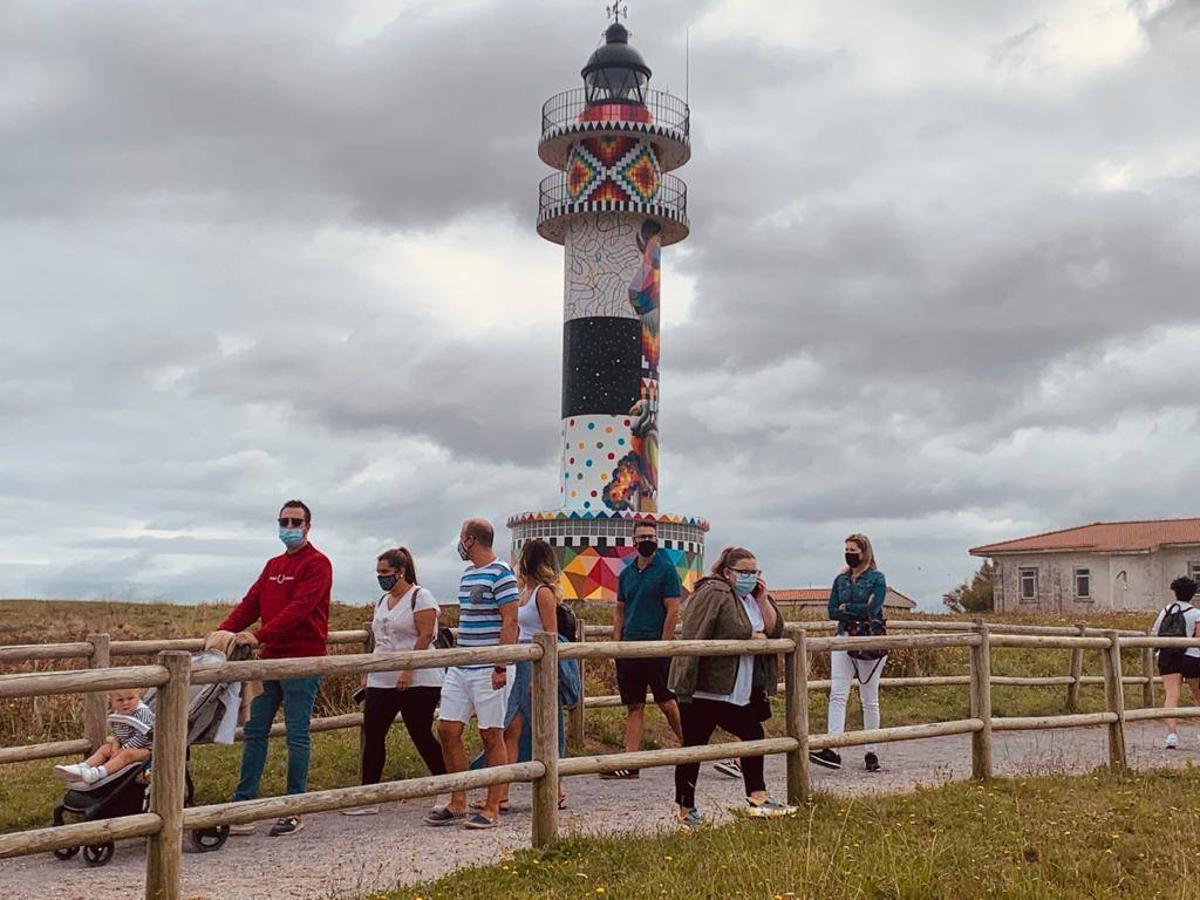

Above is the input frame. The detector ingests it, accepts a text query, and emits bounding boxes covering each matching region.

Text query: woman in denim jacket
[810,533,887,774]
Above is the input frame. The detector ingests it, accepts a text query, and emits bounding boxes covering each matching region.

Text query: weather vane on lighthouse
[507,9,708,601]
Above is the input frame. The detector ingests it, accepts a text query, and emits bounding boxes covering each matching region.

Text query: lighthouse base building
[508,18,707,601]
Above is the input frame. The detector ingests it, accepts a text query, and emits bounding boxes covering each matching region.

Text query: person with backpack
[811,533,888,774]
[343,547,446,816]
[478,538,580,812]
[1150,576,1200,749]
[667,546,796,827]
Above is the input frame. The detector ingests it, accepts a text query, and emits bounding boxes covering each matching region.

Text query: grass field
[402,768,1200,899]
[0,599,1166,839]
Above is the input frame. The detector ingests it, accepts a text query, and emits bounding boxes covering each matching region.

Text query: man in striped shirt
[425,518,519,829]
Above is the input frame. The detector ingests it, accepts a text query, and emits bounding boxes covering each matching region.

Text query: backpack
[555,600,578,643]
[407,587,457,650]
[1158,603,1189,661]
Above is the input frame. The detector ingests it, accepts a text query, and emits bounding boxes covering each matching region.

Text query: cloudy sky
[3,0,1199,610]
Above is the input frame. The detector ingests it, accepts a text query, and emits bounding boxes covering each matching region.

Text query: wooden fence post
[969,621,992,780]
[1066,622,1085,712]
[531,632,560,848]
[145,651,191,900]
[1101,631,1127,772]
[567,623,585,748]
[784,625,811,804]
[1141,647,1156,709]
[84,633,111,752]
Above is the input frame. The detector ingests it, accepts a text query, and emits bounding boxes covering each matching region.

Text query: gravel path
[3,721,1196,900]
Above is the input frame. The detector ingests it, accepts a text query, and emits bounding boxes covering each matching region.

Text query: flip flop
[463,813,499,830]
[469,799,510,813]
[423,807,466,827]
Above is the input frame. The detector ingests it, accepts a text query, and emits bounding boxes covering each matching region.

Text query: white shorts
[438,665,514,730]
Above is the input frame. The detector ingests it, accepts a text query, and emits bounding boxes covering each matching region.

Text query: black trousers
[674,697,766,808]
[361,686,445,784]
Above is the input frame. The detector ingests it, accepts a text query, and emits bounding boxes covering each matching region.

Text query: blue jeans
[233,677,321,801]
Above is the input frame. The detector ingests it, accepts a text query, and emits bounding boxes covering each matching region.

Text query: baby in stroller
[50,643,250,867]
[53,688,155,786]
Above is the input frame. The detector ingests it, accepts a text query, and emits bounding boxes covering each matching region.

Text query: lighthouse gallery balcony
[538,87,691,171]
[537,169,688,246]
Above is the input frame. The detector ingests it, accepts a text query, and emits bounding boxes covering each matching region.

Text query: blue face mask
[279,527,305,549]
[733,572,758,598]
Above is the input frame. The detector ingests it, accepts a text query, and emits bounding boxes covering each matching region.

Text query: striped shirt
[456,559,520,669]
[108,702,155,750]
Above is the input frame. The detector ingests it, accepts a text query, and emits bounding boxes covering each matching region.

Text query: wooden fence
[0,619,1156,765]
[2,625,1198,899]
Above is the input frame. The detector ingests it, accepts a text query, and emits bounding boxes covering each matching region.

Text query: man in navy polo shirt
[602,519,684,780]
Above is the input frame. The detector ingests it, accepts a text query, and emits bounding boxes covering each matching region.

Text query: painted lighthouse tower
[508,12,708,600]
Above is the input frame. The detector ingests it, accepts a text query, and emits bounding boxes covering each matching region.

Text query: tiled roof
[772,587,917,609]
[970,518,1200,556]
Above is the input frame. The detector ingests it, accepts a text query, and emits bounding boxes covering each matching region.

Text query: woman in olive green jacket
[667,546,794,827]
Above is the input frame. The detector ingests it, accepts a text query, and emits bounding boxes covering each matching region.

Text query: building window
[1189,562,1200,584]
[1019,567,1038,601]
[1075,568,1091,600]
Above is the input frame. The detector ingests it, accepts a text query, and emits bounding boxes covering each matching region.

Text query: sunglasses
[731,568,762,577]
[278,517,306,528]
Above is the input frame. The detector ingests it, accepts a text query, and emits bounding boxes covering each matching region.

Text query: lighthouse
[507,12,708,601]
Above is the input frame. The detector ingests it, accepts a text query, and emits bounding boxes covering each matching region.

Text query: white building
[970,518,1200,614]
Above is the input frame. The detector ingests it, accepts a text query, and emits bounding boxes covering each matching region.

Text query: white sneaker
[53,764,88,784]
[1166,733,1178,750]
[81,766,103,784]
[227,822,257,835]
[340,806,380,816]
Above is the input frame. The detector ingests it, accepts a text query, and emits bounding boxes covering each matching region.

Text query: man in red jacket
[220,499,332,838]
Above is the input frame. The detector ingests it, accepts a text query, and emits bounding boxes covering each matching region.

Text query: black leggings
[361,686,445,783]
[674,697,766,808]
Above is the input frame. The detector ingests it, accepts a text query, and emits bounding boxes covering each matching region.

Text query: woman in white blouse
[344,547,445,816]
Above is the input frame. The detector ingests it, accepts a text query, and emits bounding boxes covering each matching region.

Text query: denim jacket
[828,569,887,634]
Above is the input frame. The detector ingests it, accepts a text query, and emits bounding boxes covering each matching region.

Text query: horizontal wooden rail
[1117,636,1200,649]
[1125,705,1200,722]
[0,812,161,859]
[560,638,794,661]
[189,644,542,685]
[109,629,371,658]
[0,664,169,700]
[0,738,92,765]
[807,633,981,653]
[990,635,1112,649]
[557,738,798,777]
[183,761,544,830]
[0,642,94,663]
[807,718,983,751]
[991,712,1118,731]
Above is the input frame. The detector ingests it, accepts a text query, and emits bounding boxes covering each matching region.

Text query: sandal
[469,799,511,813]
[463,812,499,830]
[423,807,466,827]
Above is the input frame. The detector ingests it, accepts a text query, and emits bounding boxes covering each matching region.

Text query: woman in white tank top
[480,539,565,811]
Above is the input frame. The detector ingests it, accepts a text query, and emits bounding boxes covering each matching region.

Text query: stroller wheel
[51,804,81,860]
[190,825,229,853]
[82,842,114,867]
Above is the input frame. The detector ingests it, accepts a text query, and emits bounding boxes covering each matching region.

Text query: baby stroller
[50,644,251,867]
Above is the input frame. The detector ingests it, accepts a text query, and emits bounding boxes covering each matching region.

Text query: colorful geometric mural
[558,545,702,600]
[563,137,661,206]
[507,509,709,602]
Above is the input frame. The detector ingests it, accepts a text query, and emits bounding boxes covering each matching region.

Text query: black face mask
[845,552,862,567]
[378,574,398,591]
[637,539,658,558]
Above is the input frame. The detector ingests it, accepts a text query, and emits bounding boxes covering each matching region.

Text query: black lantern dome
[581,22,651,105]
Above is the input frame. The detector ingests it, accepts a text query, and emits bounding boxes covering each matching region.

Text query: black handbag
[843,617,887,661]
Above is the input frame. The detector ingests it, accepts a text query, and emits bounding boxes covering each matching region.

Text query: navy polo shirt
[617,550,682,640]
